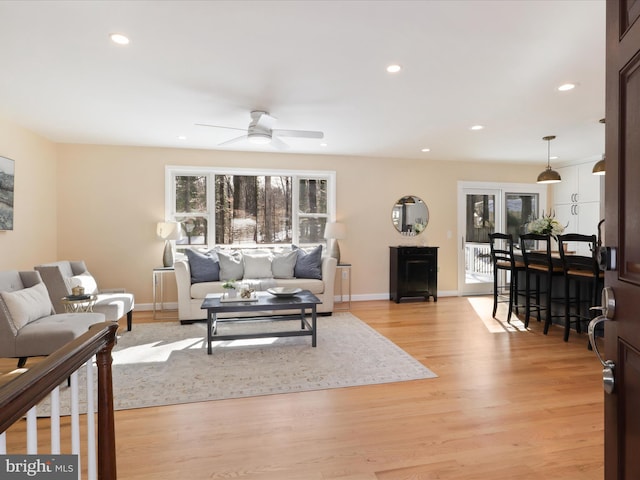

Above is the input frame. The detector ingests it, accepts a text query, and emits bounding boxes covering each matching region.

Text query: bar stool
[489,233,525,322]
[557,234,604,342]
[520,233,565,334]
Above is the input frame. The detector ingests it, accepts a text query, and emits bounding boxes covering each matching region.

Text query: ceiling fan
[196,110,324,149]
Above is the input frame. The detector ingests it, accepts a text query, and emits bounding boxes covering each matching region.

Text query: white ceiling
[0,0,606,165]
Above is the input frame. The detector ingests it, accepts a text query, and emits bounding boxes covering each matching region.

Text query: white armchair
[35,260,135,331]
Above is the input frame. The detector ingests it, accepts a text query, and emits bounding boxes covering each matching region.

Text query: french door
[457,182,548,296]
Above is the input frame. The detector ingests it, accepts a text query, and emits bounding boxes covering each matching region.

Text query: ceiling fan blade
[272,129,324,139]
[270,136,290,150]
[254,112,278,130]
[195,123,247,132]
[218,134,248,146]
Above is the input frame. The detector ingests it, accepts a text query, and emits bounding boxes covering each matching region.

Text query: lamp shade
[157,222,183,240]
[324,222,347,240]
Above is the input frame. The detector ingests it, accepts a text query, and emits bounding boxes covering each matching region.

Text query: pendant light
[592,155,605,175]
[537,135,562,184]
[592,118,606,175]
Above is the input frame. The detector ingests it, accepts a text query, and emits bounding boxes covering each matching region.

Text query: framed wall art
[0,156,15,231]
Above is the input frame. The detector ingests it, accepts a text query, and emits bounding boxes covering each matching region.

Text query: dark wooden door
[604,1,640,478]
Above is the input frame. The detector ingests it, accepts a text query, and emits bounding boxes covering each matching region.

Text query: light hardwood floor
[4,297,604,479]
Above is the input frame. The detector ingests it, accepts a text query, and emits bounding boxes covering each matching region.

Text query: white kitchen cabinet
[553,162,604,255]
[554,163,601,206]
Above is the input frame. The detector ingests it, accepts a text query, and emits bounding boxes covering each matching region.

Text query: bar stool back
[520,233,565,334]
[557,233,604,342]
[489,233,525,322]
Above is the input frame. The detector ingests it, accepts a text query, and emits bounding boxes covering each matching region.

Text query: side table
[153,266,176,319]
[335,263,352,311]
[61,295,97,313]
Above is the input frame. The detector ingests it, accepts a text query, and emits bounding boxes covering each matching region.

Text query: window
[166,166,336,248]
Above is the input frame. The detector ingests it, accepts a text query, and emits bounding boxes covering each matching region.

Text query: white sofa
[175,248,337,323]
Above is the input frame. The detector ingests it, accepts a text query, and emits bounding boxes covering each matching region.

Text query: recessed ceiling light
[558,83,576,91]
[110,33,130,45]
[386,64,402,73]
[177,135,187,140]
[421,148,431,152]
[550,156,559,160]
[470,125,484,131]
[320,142,328,147]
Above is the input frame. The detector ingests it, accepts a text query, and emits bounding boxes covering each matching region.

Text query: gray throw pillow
[292,245,323,280]
[271,249,298,279]
[185,249,220,283]
[217,250,244,281]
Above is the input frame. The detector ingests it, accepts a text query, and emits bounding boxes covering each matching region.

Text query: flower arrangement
[527,211,566,237]
[413,222,426,234]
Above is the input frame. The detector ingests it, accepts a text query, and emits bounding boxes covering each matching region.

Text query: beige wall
[1,117,544,306]
[55,143,542,305]
[0,118,58,271]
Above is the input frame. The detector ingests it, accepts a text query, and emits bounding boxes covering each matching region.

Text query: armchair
[35,261,135,331]
[0,270,106,367]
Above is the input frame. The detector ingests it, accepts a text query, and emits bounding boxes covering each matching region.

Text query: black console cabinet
[389,246,438,302]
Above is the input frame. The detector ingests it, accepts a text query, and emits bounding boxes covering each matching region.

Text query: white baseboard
[141,291,461,313]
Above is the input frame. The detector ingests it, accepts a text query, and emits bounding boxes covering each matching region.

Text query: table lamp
[157,221,184,267]
[324,222,347,264]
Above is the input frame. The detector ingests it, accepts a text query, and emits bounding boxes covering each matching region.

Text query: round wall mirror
[392,195,429,234]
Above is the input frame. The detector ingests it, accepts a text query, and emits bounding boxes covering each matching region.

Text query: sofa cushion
[0,282,53,330]
[15,312,105,357]
[217,250,244,281]
[292,245,323,280]
[243,251,274,279]
[185,249,220,283]
[67,271,98,294]
[271,249,298,279]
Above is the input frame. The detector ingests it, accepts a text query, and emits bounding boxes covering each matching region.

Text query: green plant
[222,280,237,290]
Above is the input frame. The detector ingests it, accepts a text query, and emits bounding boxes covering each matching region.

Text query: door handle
[588,287,616,394]
[589,285,615,319]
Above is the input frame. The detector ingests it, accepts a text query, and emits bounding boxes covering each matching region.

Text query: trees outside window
[168,167,335,248]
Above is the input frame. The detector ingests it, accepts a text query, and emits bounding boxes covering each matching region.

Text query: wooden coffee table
[200,290,321,354]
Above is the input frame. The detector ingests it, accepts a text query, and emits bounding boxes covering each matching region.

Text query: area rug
[37,312,436,414]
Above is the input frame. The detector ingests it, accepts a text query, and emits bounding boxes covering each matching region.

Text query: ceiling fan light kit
[197,110,324,150]
[248,132,272,145]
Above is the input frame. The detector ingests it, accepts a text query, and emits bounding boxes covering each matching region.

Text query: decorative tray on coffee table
[219,292,259,303]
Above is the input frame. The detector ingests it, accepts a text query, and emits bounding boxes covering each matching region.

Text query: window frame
[165,165,336,248]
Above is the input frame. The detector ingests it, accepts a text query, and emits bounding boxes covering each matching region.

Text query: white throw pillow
[67,272,98,294]
[0,282,53,330]
[243,251,274,279]
[271,250,298,279]
[217,250,245,281]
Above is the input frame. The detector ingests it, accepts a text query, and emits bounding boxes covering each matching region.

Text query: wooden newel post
[96,327,118,480]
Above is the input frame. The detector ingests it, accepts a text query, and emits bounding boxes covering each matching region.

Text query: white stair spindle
[86,359,97,480]
[70,370,82,478]
[26,407,37,454]
[50,386,61,454]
